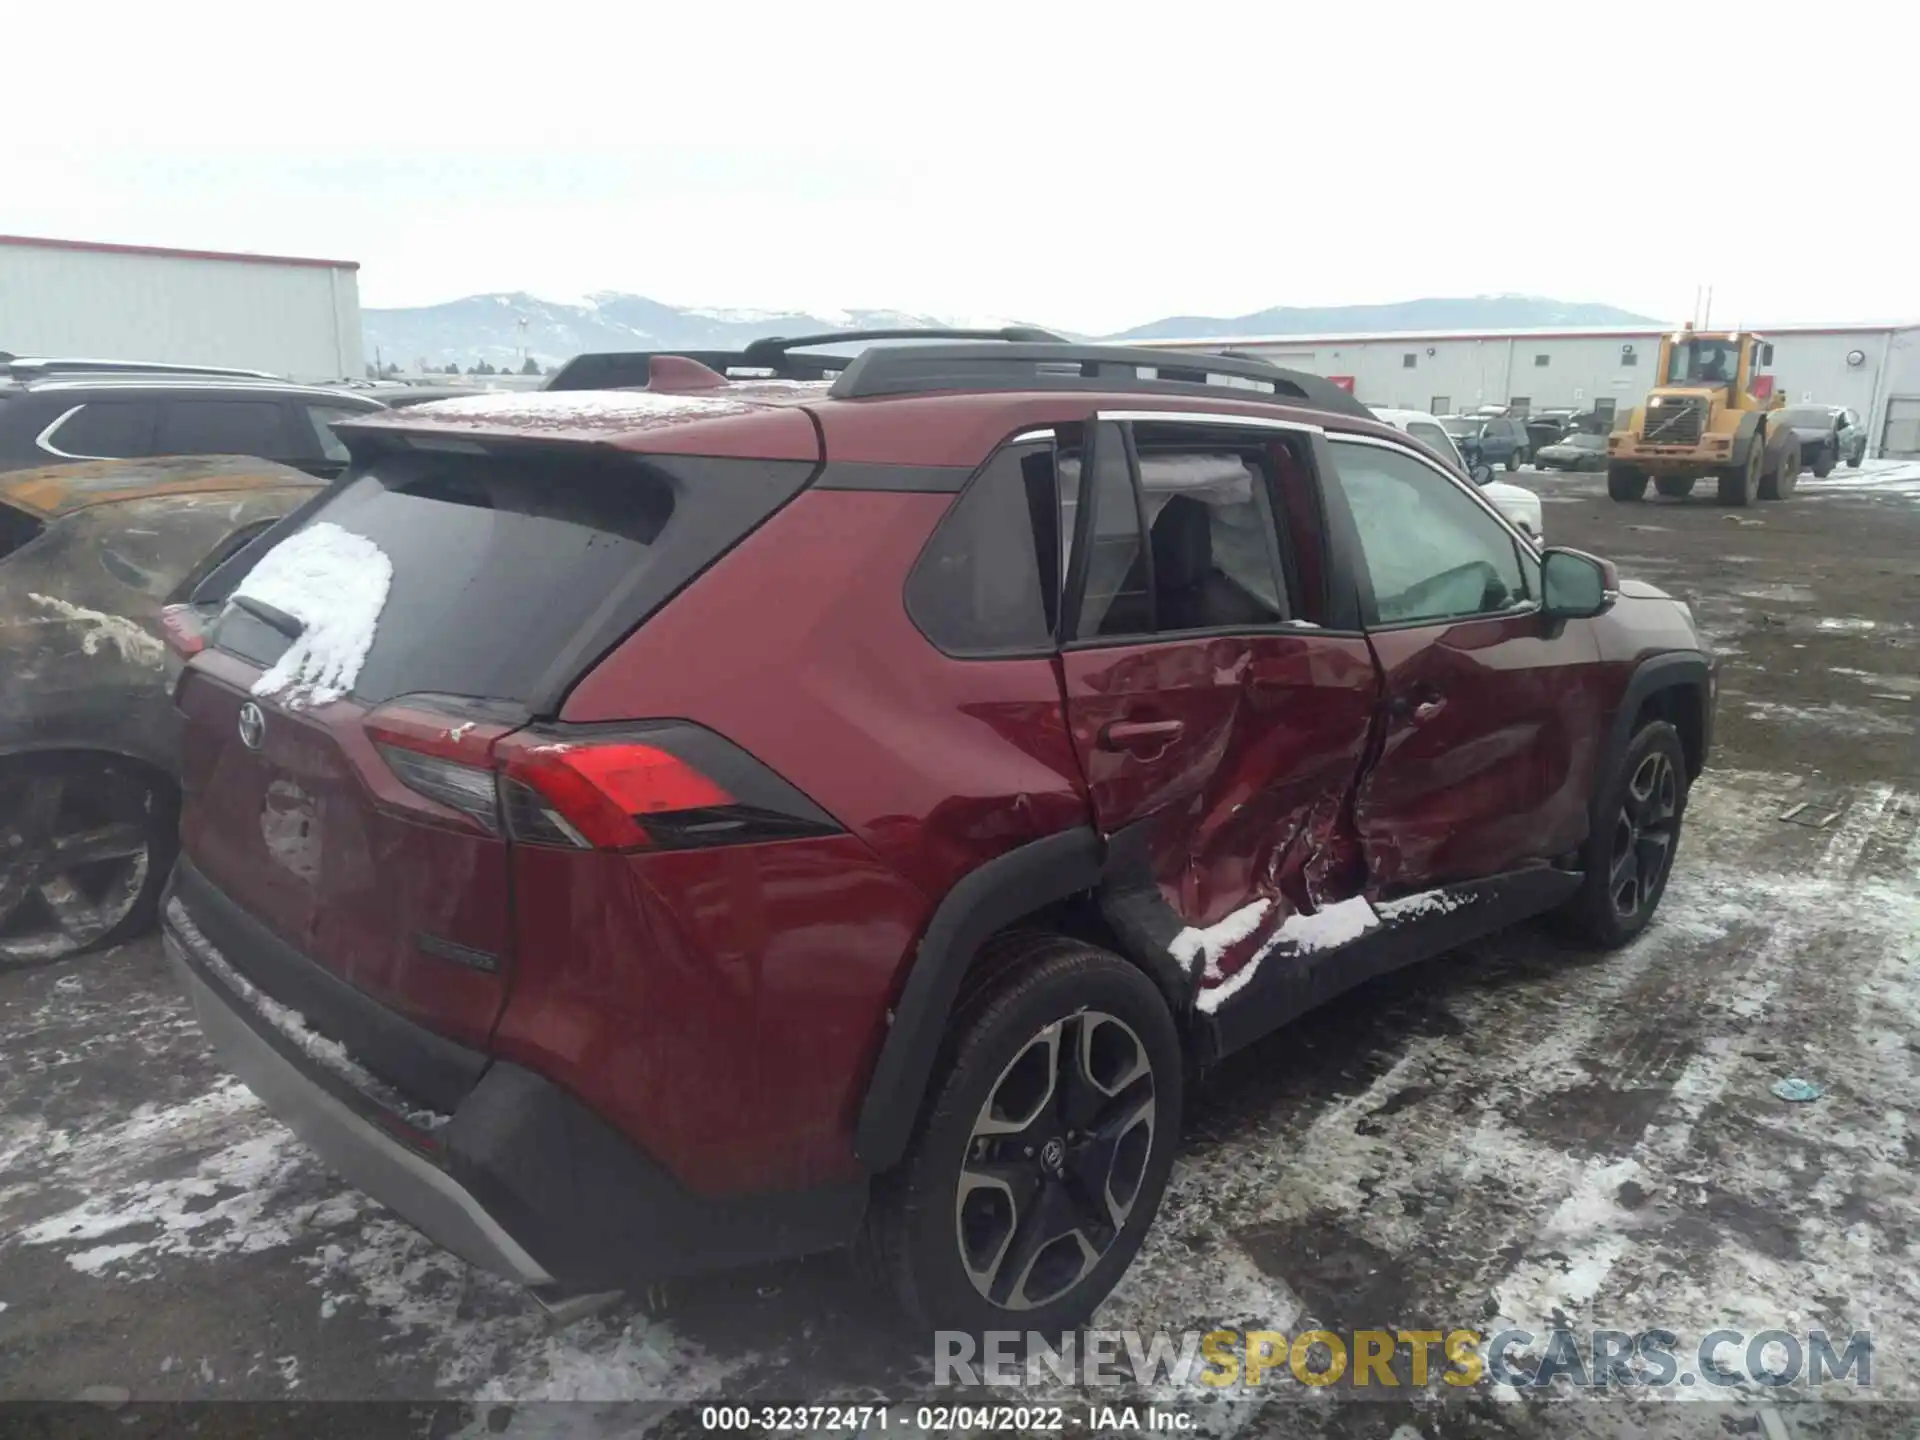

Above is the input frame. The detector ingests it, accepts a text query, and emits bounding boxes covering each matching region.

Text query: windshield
[1439,417,1480,437]
[1774,407,1832,428]
[1664,339,1740,385]
[1558,433,1606,451]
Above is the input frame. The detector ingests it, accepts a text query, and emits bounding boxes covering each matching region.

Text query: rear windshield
[208,446,811,710]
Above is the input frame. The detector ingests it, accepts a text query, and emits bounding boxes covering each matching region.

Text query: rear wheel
[863,935,1181,1333]
[1716,444,1761,506]
[1505,449,1522,472]
[1654,476,1694,499]
[1846,447,1863,469]
[1554,721,1689,949]
[0,757,175,967]
[1607,463,1648,501]
[1812,446,1836,479]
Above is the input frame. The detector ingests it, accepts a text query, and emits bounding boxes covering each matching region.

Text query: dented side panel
[1059,630,1381,988]
[1353,613,1606,892]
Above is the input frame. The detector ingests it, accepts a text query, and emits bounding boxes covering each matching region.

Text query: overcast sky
[9,2,1909,333]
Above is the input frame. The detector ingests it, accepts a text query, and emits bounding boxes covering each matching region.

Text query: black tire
[1654,476,1694,499]
[1606,463,1648,502]
[863,934,1182,1334]
[1759,445,1800,501]
[1505,449,1523,472]
[0,756,176,968]
[1846,448,1863,469]
[1812,447,1835,479]
[1553,721,1688,949]
[1716,444,1760,506]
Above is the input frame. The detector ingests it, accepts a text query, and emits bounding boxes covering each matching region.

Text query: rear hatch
[175,438,817,1049]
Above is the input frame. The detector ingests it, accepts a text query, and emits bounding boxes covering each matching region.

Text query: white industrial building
[1146,322,1920,458]
[0,233,363,382]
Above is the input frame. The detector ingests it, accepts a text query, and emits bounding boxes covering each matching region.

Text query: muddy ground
[3,461,1918,1438]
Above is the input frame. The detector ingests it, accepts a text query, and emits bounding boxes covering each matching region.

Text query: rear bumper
[163,860,868,1290]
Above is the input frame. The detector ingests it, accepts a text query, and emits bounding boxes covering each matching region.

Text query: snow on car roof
[345,382,829,442]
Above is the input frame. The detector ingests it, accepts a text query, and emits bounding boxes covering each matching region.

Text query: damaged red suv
[163,334,1713,1330]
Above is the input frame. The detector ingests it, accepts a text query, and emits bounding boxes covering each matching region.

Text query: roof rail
[5,356,283,381]
[826,343,1376,418]
[543,326,1067,392]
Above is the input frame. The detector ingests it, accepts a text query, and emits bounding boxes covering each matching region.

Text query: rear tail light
[159,603,208,659]
[366,707,840,853]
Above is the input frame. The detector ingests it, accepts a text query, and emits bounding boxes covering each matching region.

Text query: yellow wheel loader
[1605,325,1803,505]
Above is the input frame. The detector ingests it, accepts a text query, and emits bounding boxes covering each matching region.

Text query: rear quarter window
[43,400,159,459]
[905,442,1056,655]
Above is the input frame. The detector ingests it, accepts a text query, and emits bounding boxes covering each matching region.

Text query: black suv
[0,360,386,478]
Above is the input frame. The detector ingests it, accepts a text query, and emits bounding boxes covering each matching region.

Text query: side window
[1328,439,1529,626]
[158,399,294,458]
[304,404,361,463]
[904,440,1055,655]
[1063,421,1296,640]
[42,401,158,459]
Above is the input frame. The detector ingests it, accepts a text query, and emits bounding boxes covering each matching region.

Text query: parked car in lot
[1440,413,1530,470]
[1371,407,1545,540]
[162,333,1714,1331]
[1772,405,1867,476]
[1534,432,1612,472]
[0,456,322,964]
[0,360,385,478]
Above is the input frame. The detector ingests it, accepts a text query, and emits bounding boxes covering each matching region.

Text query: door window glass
[1130,441,1287,631]
[159,399,292,457]
[1064,423,1148,638]
[44,401,157,458]
[1329,439,1529,625]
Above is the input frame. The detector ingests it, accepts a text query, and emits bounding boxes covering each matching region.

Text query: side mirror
[1469,461,1494,485]
[1541,547,1617,620]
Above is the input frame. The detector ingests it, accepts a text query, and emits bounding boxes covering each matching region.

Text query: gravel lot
[4,461,1919,1436]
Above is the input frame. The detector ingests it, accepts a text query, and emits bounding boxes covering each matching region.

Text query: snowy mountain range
[361,293,1664,373]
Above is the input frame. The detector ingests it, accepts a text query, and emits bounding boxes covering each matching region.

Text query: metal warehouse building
[0,233,364,382]
[1147,322,1920,458]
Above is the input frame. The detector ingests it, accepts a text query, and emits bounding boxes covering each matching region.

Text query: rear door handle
[1098,719,1186,751]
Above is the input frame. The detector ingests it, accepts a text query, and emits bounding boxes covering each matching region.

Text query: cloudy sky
[8,2,1907,332]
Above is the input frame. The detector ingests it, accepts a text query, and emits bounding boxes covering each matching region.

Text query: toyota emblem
[237,702,266,751]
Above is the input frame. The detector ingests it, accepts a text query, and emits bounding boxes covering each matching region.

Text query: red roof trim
[0,233,359,272]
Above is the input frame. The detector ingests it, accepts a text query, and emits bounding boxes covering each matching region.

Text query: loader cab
[1656,330,1778,405]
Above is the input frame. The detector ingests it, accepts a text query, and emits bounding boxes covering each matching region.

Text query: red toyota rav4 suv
[162,334,1713,1331]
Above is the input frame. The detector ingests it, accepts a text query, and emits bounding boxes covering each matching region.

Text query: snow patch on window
[235,522,392,708]
[1196,897,1380,1014]
[1169,898,1272,978]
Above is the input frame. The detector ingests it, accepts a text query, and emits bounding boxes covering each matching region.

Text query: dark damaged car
[162,335,1716,1331]
[1,456,320,964]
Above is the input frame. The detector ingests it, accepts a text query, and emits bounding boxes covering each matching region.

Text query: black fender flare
[1730,411,1767,467]
[1593,652,1712,820]
[853,826,1102,1171]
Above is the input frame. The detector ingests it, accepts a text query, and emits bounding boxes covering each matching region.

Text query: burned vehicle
[0,456,319,964]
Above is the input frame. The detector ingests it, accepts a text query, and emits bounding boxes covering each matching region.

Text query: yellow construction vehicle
[1606,325,1802,505]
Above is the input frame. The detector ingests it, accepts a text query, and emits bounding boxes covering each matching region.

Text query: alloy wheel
[1608,751,1679,920]
[0,768,154,964]
[955,1011,1157,1311]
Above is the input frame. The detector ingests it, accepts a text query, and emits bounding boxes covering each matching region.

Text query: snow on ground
[236,521,392,707]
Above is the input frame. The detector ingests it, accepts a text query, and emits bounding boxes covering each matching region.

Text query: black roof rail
[826,343,1376,419]
[544,326,1067,392]
[5,355,283,381]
